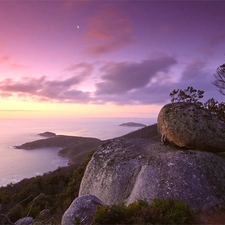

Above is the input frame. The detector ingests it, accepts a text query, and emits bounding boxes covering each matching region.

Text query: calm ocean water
[0,117,156,187]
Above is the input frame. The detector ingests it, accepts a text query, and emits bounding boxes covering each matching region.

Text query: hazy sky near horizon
[0,0,225,118]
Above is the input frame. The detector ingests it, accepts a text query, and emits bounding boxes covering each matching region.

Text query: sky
[0,0,225,119]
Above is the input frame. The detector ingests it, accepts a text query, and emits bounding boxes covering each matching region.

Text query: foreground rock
[61,194,105,225]
[15,217,34,225]
[79,138,225,212]
[157,102,225,152]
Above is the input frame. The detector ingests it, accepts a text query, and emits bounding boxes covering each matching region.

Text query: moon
[77,25,80,28]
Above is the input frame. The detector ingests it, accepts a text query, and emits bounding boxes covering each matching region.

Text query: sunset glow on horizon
[0,1,225,119]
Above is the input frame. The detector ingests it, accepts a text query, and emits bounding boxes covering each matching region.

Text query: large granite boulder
[61,194,105,225]
[79,138,225,212]
[157,102,225,152]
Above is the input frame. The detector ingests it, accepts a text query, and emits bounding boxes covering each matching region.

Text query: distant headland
[38,131,56,137]
[119,122,146,127]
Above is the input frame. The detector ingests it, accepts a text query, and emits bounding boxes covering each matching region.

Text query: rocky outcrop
[15,217,34,225]
[36,209,51,221]
[79,137,225,212]
[61,194,105,225]
[157,102,225,152]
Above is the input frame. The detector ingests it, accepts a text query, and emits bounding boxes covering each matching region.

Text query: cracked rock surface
[157,102,225,152]
[79,137,225,212]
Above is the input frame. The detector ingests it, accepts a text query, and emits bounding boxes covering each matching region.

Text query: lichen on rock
[61,194,105,225]
[157,102,225,152]
[79,137,225,212]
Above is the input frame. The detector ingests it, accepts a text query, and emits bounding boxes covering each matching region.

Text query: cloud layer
[0,54,221,105]
[85,6,136,55]
[96,56,177,96]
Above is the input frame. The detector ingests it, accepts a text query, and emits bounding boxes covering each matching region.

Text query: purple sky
[0,0,224,118]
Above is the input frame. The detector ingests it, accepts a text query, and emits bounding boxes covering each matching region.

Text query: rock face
[79,138,225,212]
[157,102,225,152]
[61,194,105,225]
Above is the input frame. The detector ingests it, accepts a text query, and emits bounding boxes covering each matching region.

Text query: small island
[119,122,146,127]
[38,131,56,138]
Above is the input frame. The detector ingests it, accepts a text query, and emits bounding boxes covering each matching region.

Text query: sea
[0,117,156,187]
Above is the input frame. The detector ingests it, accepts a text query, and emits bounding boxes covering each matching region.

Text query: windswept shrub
[169,86,225,123]
[93,199,194,224]
[94,204,127,224]
[204,98,225,122]
[151,198,194,224]
[170,86,204,105]
[7,204,23,222]
[213,63,225,95]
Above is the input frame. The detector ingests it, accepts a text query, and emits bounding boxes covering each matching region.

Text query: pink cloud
[85,6,136,55]
[0,75,91,103]
[0,76,44,93]
[0,54,30,70]
[64,62,93,77]
[9,63,31,70]
[160,23,172,31]
[61,0,84,10]
[0,55,10,62]
[0,92,12,98]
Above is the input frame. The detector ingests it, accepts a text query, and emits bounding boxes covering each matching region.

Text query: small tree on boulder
[169,86,225,123]
[204,98,225,122]
[213,64,225,95]
[170,86,204,105]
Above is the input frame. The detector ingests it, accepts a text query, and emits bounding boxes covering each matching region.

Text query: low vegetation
[93,199,194,224]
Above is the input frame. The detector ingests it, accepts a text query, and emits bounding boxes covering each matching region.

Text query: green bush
[94,204,127,224]
[151,198,194,224]
[93,199,194,225]
[7,204,23,223]
[169,86,225,123]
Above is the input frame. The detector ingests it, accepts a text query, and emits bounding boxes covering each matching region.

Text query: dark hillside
[122,123,160,141]
[15,135,101,150]
[15,135,102,165]
[58,140,102,165]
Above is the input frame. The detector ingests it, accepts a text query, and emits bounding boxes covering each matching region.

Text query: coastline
[15,135,103,166]
[0,118,156,187]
